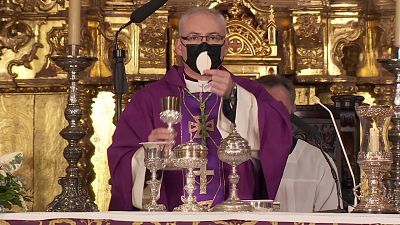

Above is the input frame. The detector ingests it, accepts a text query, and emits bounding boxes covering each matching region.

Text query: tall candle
[369,122,380,153]
[395,0,400,47]
[68,0,81,45]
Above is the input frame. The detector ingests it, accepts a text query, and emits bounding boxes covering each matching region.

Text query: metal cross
[194,164,214,194]
[188,115,214,139]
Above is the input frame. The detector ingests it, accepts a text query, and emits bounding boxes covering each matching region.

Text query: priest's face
[175,12,228,76]
[266,85,296,114]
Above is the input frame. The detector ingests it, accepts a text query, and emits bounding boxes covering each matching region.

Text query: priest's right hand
[148,128,176,143]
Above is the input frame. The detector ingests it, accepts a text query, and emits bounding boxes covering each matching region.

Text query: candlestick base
[352,158,396,214]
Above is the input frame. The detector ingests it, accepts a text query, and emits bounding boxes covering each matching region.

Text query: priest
[257,75,342,212]
[107,7,292,211]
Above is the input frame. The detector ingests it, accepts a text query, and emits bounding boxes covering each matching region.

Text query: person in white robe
[257,75,342,212]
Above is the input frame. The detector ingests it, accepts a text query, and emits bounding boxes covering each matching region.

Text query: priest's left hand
[204,69,234,98]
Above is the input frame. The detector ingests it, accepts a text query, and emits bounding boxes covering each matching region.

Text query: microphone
[113,0,168,123]
[311,96,359,210]
[115,0,168,47]
[130,0,168,23]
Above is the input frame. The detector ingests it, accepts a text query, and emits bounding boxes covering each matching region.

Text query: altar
[1,212,400,225]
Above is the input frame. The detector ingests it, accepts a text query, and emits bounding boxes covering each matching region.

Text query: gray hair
[256,75,296,104]
[178,7,226,35]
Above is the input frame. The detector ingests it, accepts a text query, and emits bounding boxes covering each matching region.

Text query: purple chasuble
[180,89,225,207]
[107,65,292,211]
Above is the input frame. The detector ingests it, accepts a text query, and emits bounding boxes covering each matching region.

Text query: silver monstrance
[212,125,254,212]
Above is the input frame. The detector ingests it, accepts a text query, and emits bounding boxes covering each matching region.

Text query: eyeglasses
[180,34,225,45]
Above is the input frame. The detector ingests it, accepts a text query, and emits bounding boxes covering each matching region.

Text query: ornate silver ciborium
[353,105,396,213]
[160,96,181,167]
[140,141,167,211]
[172,140,208,212]
[212,125,254,212]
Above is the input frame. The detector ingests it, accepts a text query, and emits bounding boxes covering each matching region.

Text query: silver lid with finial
[218,125,251,166]
[172,140,208,168]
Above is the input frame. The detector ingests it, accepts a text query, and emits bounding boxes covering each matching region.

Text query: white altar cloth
[1,211,400,224]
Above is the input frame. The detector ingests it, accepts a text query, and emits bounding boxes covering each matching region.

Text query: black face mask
[183,42,223,74]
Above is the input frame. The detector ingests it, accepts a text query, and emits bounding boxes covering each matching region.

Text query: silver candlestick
[212,125,254,212]
[140,142,167,211]
[352,105,395,213]
[172,140,208,212]
[46,54,98,212]
[378,59,400,212]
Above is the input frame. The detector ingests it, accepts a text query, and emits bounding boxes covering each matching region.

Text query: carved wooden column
[331,95,364,205]
[374,84,395,106]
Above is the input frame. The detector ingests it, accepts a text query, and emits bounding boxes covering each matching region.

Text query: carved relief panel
[329,13,362,76]
[139,11,168,75]
[293,12,325,76]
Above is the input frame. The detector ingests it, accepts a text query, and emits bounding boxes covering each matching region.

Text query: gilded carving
[379,15,395,59]
[0,19,34,57]
[296,48,323,70]
[297,0,329,7]
[9,0,64,12]
[81,219,111,225]
[0,86,67,93]
[357,19,380,77]
[139,13,168,72]
[330,83,358,95]
[45,22,92,65]
[36,24,68,78]
[293,14,324,75]
[97,21,134,76]
[7,42,43,78]
[47,24,68,56]
[48,219,76,225]
[226,25,271,56]
[374,84,394,106]
[282,26,295,74]
[224,1,271,57]
[214,221,257,225]
[331,20,362,76]
[36,0,62,12]
[210,1,279,77]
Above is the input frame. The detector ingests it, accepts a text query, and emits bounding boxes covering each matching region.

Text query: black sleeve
[222,85,237,123]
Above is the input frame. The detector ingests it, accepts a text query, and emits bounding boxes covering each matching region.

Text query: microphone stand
[112,0,168,123]
[113,22,131,123]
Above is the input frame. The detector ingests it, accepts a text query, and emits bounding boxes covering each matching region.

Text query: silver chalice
[160,96,181,133]
[160,96,181,167]
[140,141,167,211]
